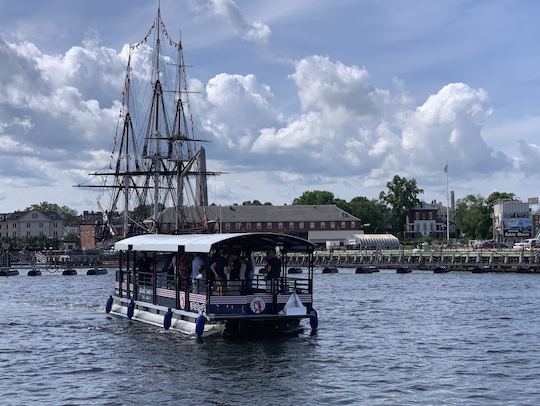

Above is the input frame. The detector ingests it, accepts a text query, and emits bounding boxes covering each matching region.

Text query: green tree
[379,175,424,236]
[292,190,351,212]
[486,191,515,212]
[454,194,491,239]
[348,196,389,232]
[27,202,78,224]
[242,200,262,205]
[293,190,336,206]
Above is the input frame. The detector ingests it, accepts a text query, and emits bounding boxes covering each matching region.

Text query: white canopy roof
[114,233,315,253]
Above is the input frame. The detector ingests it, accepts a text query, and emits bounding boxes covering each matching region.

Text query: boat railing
[117,270,311,302]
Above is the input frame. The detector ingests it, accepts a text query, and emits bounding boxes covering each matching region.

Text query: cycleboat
[106,232,318,340]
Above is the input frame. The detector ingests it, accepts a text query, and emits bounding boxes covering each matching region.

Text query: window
[54,222,58,228]
[256,222,262,230]
[310,222,315,229]
[39,231,44,236]
[26,231,31,236]
[32,213,37,219]
[53,231,58,236]
[27,222,30,228]
[289,222,294,229]
[351,221,355,228]
[225,223,231,230]
[341,221,346,228]
[12,223,16,228]
[246,223,252,230]
[278,222,283,229]
[330,221,336,229]
[299,222,305,229]
[267,222,273,229]
[12,231,16,237]
[39,222,43,228]
[320,222,326,229]
[236,222,242,230]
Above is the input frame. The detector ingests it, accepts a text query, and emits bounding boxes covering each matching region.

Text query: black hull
[223,319,302,338]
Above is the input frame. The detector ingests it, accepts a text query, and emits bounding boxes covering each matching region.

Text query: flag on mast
[443,163,448,173]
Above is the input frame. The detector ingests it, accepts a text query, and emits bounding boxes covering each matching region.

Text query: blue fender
[310,309,318,331]
[127,299,135,320]
[163,308,173,331]
[195,314,206,343]
[105,296,113,313]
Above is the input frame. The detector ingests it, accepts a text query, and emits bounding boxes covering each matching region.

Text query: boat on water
[107,233,318,339]
[288,267,303,274]
[321,267,338,274]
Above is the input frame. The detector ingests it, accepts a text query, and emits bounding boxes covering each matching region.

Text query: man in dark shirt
[265,251,281,279]
[228,252,241,280]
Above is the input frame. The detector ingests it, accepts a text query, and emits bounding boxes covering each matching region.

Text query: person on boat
[191,254,205,282]
[228,252,241,280]
[195,264,207,294]
[210,251,227,281]
[264,250,281,280]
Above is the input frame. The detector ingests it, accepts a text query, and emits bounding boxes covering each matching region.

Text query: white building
[0,209,65,239]
[493,200,531,242]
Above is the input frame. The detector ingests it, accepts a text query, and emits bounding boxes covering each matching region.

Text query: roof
[161,205,361,224]
[354,234,400,248]
[114,232,316,253]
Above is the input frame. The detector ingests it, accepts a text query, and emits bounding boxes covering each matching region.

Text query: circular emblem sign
[180,292,186,310]
[249,296,266,314]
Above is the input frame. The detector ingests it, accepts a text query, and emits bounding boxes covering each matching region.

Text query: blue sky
[0,0,539,213]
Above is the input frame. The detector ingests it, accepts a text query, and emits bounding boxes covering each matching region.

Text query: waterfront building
[403,201,454,240]
[493,200,531,242]
[0,209,65,239]
[161,204,364,246]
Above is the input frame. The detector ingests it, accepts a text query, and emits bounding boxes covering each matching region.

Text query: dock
[255,249,540,273]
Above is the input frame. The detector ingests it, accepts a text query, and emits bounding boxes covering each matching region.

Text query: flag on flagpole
[443,163,448,173]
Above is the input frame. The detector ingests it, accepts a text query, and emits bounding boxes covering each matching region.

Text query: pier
[255,249,540,273]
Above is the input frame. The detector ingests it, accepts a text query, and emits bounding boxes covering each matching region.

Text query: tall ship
[79,7,214,238]
[81,8,318,339]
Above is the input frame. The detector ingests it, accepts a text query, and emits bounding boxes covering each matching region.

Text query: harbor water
[1,269,540,405]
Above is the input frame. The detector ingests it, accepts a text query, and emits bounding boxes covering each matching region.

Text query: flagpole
[446,163,450,242]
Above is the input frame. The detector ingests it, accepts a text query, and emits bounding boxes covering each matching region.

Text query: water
[1,269,540,405]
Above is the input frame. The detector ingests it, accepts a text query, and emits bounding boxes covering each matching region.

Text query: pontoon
[106,232,318,340]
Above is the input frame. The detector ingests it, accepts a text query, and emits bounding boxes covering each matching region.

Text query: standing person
[192,254,205,282]
[210,251,227,281]
[228,252,241,281]
[265,250,281,280]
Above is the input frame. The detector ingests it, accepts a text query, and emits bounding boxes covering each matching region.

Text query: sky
[0,0,540,213]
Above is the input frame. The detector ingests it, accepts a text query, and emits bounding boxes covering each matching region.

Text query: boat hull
[109,296,309,338]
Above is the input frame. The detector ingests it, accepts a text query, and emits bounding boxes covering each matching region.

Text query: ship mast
[77,7,220,238]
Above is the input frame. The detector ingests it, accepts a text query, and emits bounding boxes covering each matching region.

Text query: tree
[379,175,424,236]
[27,202,78,224]
[454,194,491,239]
[293,190,336,206]
[486,191,515,212]
[348,196,389,232]
[242,200,262,205]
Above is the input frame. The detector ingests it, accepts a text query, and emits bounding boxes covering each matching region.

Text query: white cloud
[193,73,281,149]
[210,0,271,44]
[401,83,512,177]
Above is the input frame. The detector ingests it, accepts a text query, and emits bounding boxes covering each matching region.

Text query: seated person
[195,264,207,294]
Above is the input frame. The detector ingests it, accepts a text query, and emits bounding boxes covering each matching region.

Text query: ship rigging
[77,8,220,238]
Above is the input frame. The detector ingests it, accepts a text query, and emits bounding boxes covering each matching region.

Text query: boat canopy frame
[114,232,316,254]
